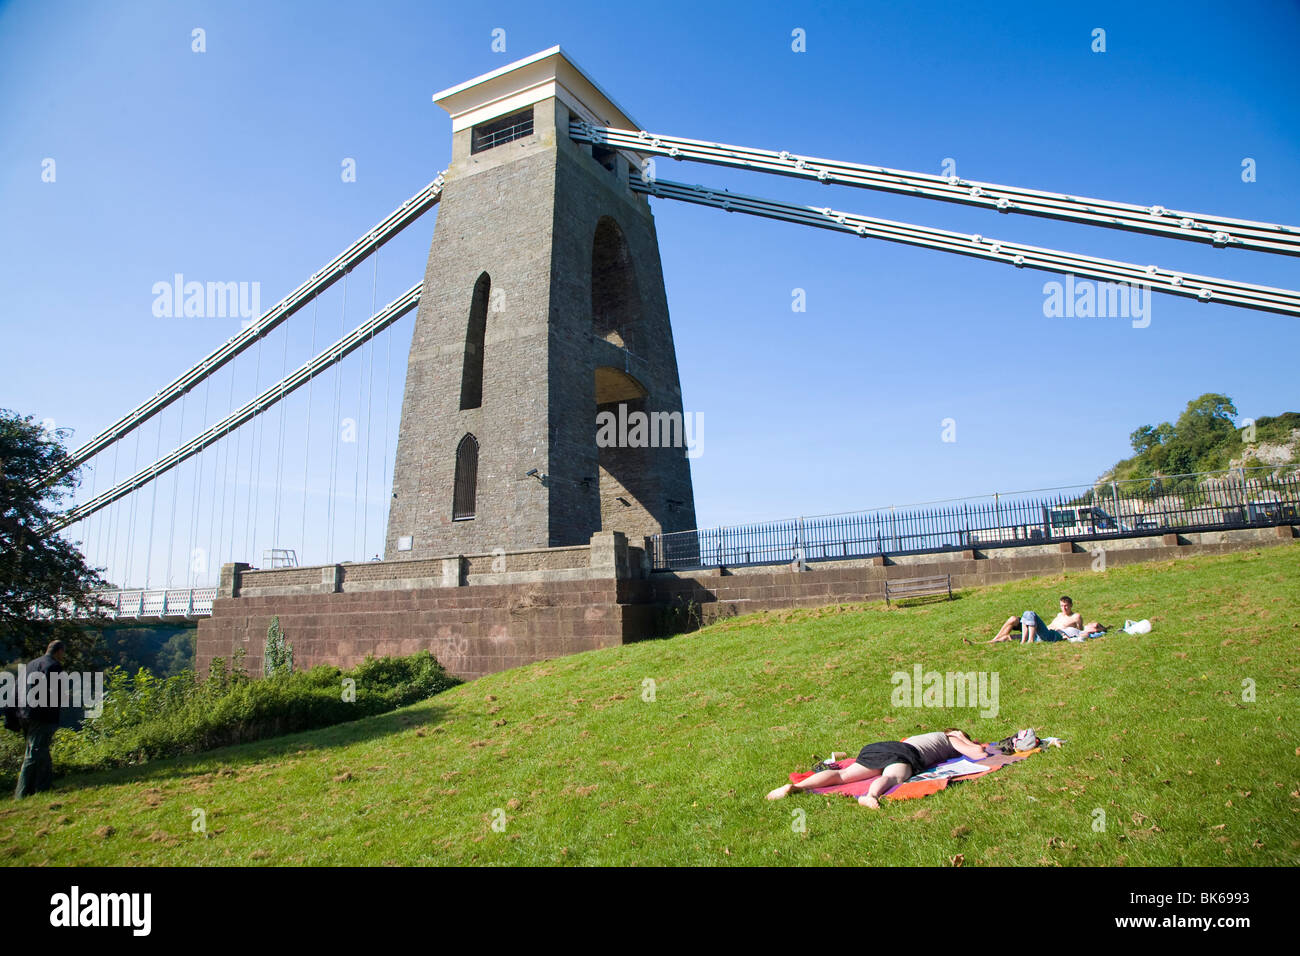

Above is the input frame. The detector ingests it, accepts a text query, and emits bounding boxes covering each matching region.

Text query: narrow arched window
[460,273,490,410]
[591,217,642,355]
[452,434,479,520]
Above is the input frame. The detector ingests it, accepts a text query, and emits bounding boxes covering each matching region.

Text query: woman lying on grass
[766,729,988,809]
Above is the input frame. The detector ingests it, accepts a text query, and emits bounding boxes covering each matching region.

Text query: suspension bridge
[37,47,1300,628]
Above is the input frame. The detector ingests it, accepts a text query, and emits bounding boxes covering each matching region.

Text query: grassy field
[3,545,1297,866]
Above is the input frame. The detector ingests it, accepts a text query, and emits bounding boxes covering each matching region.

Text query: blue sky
[2,0,1298,585]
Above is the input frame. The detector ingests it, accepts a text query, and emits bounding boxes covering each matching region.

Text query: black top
[21,653,64,726]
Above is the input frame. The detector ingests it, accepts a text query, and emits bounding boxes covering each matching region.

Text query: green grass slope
[3,546,1297,867]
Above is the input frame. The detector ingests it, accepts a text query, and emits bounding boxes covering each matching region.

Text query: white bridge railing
[82,588,218,619]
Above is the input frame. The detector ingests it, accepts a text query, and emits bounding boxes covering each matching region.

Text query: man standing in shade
[14,639,66,799]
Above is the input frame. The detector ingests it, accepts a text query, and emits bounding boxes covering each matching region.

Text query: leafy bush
[654,596,703,636]
[264,616,294,678]
[0,650,459,789]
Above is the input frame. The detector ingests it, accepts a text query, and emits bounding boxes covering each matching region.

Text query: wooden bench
[885,573,953,605]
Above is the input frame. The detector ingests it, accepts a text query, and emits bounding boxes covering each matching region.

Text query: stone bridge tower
[385,48,697,560]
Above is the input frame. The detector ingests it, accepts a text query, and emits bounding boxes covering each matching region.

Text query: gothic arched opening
[452,433,479,520]
[459,273,490,410]
[591,217,642,355]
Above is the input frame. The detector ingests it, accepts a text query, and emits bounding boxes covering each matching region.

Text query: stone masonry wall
[197,578,644,682]
[642,526,1298,624]
[197,526,1295,681]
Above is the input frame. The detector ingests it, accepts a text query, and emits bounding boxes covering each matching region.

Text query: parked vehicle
[1049,505,1130,536]
[1246,499,1298,523]
[968,505,1132,545]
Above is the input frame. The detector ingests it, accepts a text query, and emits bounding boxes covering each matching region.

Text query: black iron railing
[650,468,1300,571]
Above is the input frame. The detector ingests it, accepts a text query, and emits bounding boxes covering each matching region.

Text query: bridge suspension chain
[52,283,423,532]
[573,123,1300,257]
[632,178,1300,316]
[41,175,446,488]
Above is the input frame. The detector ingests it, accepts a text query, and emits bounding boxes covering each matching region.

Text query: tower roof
[432,46,642,134]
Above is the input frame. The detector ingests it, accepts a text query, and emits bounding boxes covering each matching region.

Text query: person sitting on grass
[766,728,988,809]
[968,595,1105,644]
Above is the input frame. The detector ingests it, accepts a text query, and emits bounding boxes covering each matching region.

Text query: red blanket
[789,746,1042,801]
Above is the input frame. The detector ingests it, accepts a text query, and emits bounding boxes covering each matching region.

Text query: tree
[155,629,197,676]
[82,623,196,675]
[1117,394,1248,480]
[1178,393,1238,428]
[0,409,108,666]
[1129,424,1159,455]
[1174,393,1239,470]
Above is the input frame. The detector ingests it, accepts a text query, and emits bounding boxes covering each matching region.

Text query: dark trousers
[15,722,57,799]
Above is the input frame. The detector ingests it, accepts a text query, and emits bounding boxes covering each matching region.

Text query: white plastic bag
[1123,619,1152,635]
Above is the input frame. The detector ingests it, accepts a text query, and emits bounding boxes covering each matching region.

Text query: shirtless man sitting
[969,595,1105,644]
